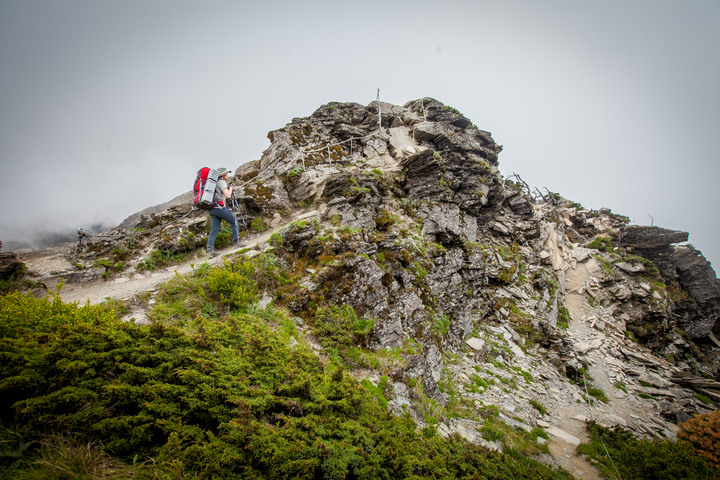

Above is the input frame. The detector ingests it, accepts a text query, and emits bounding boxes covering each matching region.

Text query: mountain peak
[4,97,719,477]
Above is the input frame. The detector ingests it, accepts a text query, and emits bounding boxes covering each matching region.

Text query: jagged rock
[615,261,645,274]
[619,226,688,280]
[0,251,24,280]
[620,226,689,250]
[420,203,477,246]
[670,371,720,401]
[674,246,720,337]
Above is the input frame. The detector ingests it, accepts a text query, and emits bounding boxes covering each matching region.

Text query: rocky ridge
[9,98,720,478]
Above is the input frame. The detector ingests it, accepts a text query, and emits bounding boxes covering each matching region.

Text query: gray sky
[1,0,718,269]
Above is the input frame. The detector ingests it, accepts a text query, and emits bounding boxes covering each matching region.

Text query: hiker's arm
[222,184,235,199]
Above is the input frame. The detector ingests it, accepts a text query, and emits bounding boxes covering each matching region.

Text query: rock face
[0,240,25,281]
[10,97,720,472]
[619,226,720,338]
[0,252,24,281]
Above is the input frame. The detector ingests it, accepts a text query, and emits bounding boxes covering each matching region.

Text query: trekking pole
[230,191,249,233]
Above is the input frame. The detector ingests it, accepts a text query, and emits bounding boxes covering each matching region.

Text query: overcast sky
[1,0,718,268]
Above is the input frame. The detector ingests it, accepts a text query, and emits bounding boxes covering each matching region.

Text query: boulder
[0,251,24,281]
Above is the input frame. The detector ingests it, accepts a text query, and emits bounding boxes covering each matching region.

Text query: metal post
[376,88,381,130]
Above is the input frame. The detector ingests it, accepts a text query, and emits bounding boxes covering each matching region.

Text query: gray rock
[0,251,24,281]
[545,426,581,446]
[619,226,689,250]
[466,337,486,351]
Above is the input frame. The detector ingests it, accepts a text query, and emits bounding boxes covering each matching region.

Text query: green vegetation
[360,375,390,408]
[374,209,397,231]
[557,305,571,329]
[694,394,713,405]
[250,216,269,232]
[431,311,451,338]
[587,236,616,254]
[93,258,125,278]
[466,373,489,393]
[577,369,609,404]
[587,387,609,404]
[284,166,305,180]
[0,259,574,479]
[594,254,616,276]
[313,304,375,368]
[136,248,188,272]
[621,255,661,278]
[578,421,716,479]
[479,413,551,457]
[0,263,28,294]
[529,399,548,416]
[614,382,628,394]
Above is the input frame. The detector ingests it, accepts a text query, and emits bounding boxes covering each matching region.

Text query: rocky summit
[7,98,720,477]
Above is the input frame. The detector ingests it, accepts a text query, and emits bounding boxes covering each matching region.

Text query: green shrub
[594,255,616,276]
[529,399,548,415]
[578,421,715,479]
[431,311,451,338]
[0,274,574,480]
[588,236,615,253]
[205,259,257,310]
[250,216,268,232]
[557,306,571,329]
[93,258,125,278]
[587,387,609,404]
[136,248,187,272]
[0,256,31,295]
[361,376,389,408]
[313,304,374,367]
[622,255,661,278]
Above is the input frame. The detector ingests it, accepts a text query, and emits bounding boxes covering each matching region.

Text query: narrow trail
[540,227,606,480]
[43,215,312,307]
[548,264,605,480]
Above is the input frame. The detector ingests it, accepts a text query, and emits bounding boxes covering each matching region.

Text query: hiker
[206,168,241,258]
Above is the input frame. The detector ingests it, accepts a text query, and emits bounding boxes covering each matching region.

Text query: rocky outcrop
[0,240,24,282]
[11,97,720,474]
[619,225,687,280]
[619,226,720,338]
[0,251,24,281]
[674,246,720,337]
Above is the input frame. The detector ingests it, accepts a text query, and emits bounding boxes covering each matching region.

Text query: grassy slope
[0,255,573,479]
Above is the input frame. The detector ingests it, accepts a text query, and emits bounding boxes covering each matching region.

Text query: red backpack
[193,167,224,210]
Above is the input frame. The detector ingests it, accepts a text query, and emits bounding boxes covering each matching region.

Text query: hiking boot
[207,250,218,259]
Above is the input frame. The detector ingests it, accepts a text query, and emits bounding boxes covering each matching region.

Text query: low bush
[578,421,716,479]
[679,409,720,469]
[0,258,575,479]
[587,236,615,254]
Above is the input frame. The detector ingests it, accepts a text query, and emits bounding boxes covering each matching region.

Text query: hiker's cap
[217,168,232,177]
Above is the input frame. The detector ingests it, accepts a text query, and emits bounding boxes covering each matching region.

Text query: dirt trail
[549,259,604,479]
[548,427,602,480]
[44,220,289,306]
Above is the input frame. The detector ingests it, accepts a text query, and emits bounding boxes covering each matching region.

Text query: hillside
[3,98,720,478]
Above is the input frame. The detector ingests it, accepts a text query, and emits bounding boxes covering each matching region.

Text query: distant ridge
[117,191,193,230]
